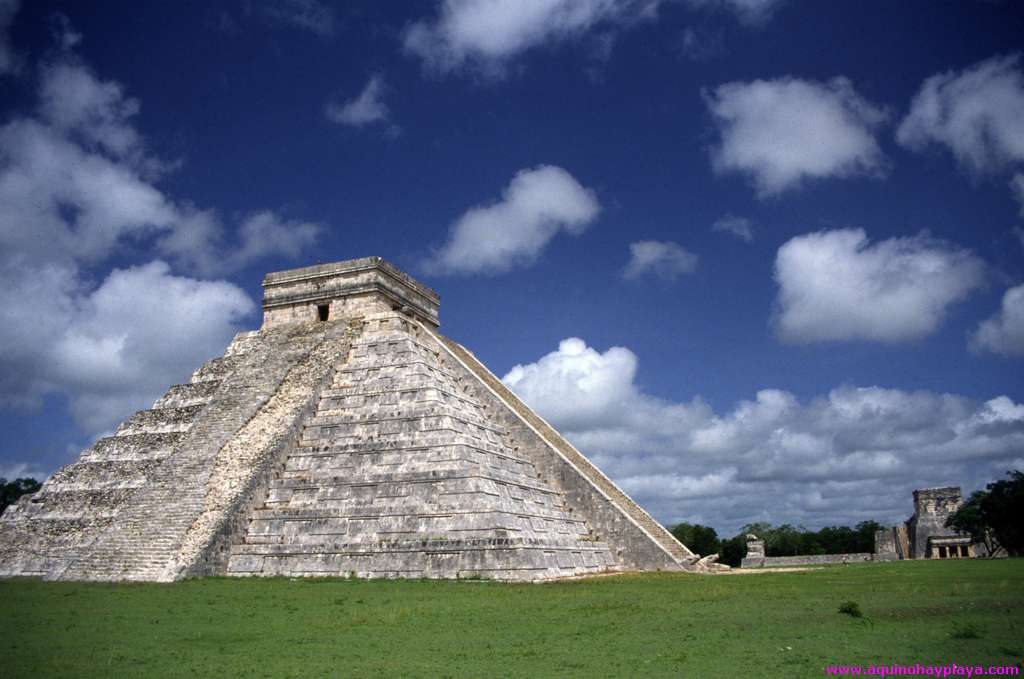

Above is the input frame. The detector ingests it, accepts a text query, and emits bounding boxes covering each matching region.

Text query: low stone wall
[741,552,874,568]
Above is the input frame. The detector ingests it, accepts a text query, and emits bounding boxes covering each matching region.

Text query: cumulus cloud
[0,0,21,75]
[705,76,888,197]
[503,338,1024,534]
[156,208,321,276]
[0,56,321,272]
[0,40,320,439]
[0,118,178,264]
[425,165,599,275]
[772,228,985,344]
[897,54,1024,175]
[325,76,390,127]
[261,0,336,37]
[38,61,144,159]
[712,214,754,242]
[970,284,1024,358]
[623,240,698,280]
[404,0,661,75]
[685,0,784,25]
[0,259,253,433]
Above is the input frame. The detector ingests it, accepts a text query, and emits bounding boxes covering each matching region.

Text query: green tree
[854,520,883,553]
[718,534,747,568]
[0,477,42,515]
[947,490,992,553]
[669,522,720,557]
[947,470,1024,556]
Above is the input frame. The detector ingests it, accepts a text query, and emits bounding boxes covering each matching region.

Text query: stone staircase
[0,345,235,577]
[52,324,335,581]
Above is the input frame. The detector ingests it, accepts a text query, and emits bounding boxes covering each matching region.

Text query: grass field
[1,560,1022,678]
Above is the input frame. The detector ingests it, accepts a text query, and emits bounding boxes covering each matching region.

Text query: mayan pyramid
[0,257,700,581]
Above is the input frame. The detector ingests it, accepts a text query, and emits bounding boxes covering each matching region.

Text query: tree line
[669,520,882,568]
[670,470,1023,566]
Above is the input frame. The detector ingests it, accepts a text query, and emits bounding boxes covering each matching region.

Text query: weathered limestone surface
[0,257,697,581]
[907,487,963,559]
[262,257,440,329]
[226,313,619,580]
[873,528,900,561]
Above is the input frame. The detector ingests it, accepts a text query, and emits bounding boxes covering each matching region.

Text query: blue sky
[1,0,1023,535]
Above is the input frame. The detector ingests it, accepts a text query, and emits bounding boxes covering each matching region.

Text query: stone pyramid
[0,257,699,581]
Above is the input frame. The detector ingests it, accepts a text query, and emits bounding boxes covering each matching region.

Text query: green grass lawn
[1,560,1022,678]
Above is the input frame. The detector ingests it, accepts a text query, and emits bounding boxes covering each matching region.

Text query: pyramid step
[320,384,484,409]
[190,355,242,383]
[285,441,535,467]
[46,458,163,488]
[115,404,205,436]
[87,432,185,462]
[269,466,556,493]
[308,404,495,431]
[153,381,221,409]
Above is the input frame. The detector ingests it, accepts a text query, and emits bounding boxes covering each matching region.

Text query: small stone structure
[745,534,764,559]
[874,486,977,560]
[0,257,703,582]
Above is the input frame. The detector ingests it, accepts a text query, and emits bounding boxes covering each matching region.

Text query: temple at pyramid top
[1,257,714,582]
[262,256,441,329]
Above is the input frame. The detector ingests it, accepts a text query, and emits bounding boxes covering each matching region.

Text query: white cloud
[685,0,784,25]
[0,0,20,75]
[1012,173,1024,217]
[773,228,985,344]
[0,118,178,264]
[0,58,321,274]
[503,338,1024,534]
[0,259,254,433]
[0,44,319,439]
[425,165,599,275]
[261,0,336,37]
[156,209,322,276]
[970,284,1024,358]
[623,240,698,280]
[38,61,143,159]
[404,0,661,75]
[705,76,888,197]
[0,462,50,482]
[232,211,321,266]
[897,54,1024,175]
[712,213,753,242]
[325,76,390,127]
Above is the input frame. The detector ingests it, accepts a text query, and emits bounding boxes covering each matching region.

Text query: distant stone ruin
[741,486,982,568]
[0,257,702,582]
[874,486,978,560]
